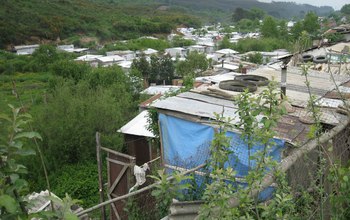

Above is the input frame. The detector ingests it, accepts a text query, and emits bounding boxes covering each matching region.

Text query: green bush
[50,59,90,82]
[33,80,131,171]
[233,38,292,53]
[247,52,263,64]
[32,161,102,209]
[25,66,140,174]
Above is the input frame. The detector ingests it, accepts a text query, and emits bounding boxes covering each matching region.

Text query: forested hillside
[0,0,335,49]
[0,0,201,49]
[151,0,334,22]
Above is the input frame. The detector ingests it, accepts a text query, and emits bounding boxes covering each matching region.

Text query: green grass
[0,72,51,114]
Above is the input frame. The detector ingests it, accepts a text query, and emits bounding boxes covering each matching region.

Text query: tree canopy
[340,4,350,15]
[261,16,278,38]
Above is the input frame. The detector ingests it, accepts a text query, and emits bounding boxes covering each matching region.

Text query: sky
[258,0,348,10]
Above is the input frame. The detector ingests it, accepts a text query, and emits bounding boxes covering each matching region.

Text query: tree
[160,54,175,85]
[340,4,350,15]
[278,20,289,40]
[171,36,195,47]
[32,67,138,172]
[218,36,233,50]
[50,60,90,82]
[249,7,265,20]
[150,55,161,84]
[176,51,208,77]
[232,7,249,22]
[150,54,175,85]
[235,18,260,33]
[131,53,150,88]
[247,52,263,64]
[261,16,278,38]
[303,12,320,37]
[290,21,304,40]
[31,45,58,72]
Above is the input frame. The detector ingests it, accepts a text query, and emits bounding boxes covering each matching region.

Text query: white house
[96,55,125,67]
[57,44,74,51]
[74,54,103,67]
[106,50,135,61]
[57,45,89,53]
[188,45,206,54]
[230,34,243,43]
[197,41,216,54]
[206,54,219,62]
[287,21,296,30]
[142,48,158,56]
[213,61,240,72]
[116,60,133,71]
[14,44,40,55]
[165,47,187,58]
[215,48,239,58]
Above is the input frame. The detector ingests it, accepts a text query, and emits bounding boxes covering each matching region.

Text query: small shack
[118,110,155,165]
[14,44,40,55]
[150,64,350,199]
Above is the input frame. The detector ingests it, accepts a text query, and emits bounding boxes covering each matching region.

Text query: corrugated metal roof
[151,65,350,144]
[96,55,124,63]
[118,110,155,138]
[152,95,239,122]
[215,48,239,55]
[117,61,133,69]
[214,63,239,71]
[141,85,182,95]
[75,54,103,62]
[195,72,238,84]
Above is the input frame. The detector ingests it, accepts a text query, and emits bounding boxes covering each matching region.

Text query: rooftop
[96,55,125,63]
[118,110,155,138]
[151,65,350,146]
[141,85,182,95]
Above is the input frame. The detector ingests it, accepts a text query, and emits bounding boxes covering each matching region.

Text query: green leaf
[10,174,19,182]
[151,190,161,197]
[9,140,23,149]
[0,113,12,122]
[343,176,349,182]
[15,119,29,128]
[17,148,36,156]
[63,212,79,220]
[14,178,28,191]
[19,113,33,119]
[14,132,42,140]
[0,195,18,214]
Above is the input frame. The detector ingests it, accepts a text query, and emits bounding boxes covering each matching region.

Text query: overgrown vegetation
[0,105,79,219]
[0,45,144,210]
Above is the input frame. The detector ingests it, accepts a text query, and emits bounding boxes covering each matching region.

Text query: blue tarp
[159,113,286,200]
[159,113,214,168]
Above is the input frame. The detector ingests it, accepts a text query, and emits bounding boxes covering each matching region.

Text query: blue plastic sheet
[158,113,286,200]
[159,113,214,168]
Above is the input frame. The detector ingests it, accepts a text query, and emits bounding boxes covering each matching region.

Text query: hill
[0,0,335,49]
[154,0,334,22]
[0,0,201,49]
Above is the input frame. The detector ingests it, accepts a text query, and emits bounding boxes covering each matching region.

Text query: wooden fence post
[96,132,106,220]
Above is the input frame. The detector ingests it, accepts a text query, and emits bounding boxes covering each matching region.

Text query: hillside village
[1,2,350,220]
